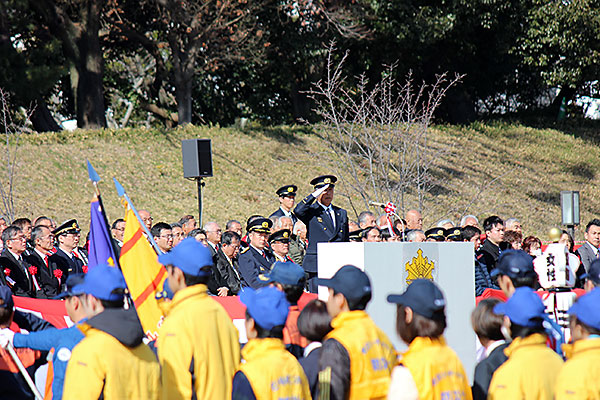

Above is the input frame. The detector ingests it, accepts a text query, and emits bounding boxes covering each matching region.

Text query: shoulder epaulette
[240,247,249,254]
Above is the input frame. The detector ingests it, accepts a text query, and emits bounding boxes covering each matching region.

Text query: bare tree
[0,89,32,222]
[308,45,463,216]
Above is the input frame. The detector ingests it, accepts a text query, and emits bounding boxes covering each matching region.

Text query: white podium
[317,242,477,382]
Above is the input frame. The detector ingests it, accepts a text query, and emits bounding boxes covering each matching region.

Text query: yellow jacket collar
[504,333,547,357]
[404,336,447,354]
[168,284,208,313]
[242,338,285,362]
[331,310,369,329]
[562,337,600,360]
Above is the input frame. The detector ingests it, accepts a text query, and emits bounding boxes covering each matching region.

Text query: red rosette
[82,265,88,274]
[28,266,38,276]
[53,269,63,279]
[3,268,10,277]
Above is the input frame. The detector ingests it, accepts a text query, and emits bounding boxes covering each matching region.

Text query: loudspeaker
[182,139,213,178]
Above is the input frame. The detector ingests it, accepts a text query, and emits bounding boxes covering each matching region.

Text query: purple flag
[88,200,118,269]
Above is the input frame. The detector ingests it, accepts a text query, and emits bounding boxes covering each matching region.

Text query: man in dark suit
[269,184,298,225]
[476,216,505,275]
[294,175,349,292]
[0,226,36,297]
[576,219,600,286]
[25,225,61,298]
[49,219,85,280]
[238,217,275,289]
[214,231,245,295]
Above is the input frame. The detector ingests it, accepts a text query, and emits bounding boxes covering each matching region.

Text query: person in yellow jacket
[488,287,563,400]
[316,265,397,400]
[157,238,241,400]
[555,288,600,399]
[62,264,161,400]
[232,286,311,399]
[386,279,472,400]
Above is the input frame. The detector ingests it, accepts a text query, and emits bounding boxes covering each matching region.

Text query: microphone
[369,201,386,208]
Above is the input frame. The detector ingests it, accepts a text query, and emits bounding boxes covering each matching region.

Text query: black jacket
[25,251,61,299]
[472,342,509,400]
[300,346,322,399]
[318,338,350,400]
[238,246,274,289]
[476,239,500,274]
[214,248,245,295]
[49,248,84,280]
[0,250,35,297]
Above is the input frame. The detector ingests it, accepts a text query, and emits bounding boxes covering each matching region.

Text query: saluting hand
[311,184,330,198]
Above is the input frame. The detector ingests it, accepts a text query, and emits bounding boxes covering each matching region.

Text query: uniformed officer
[238,217,275,289]
[268,229,293,262]
[50,220,86,279]
[425,227,445,242]
[294,175,349,292]
[269,185,298,225]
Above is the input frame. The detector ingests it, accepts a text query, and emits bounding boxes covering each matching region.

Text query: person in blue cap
[0,274,86,400]
[62,264,160,400]
[555,288,600,398]
[487,287,563,400]
[386,279,472,400]
[156,237,240,400]
[232,286,310,400]
[264,260,307,358]
[316,265,396,400]
[491,249,540,297]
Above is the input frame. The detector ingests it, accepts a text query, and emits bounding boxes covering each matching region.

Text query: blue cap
[54,274,86,299]
[568,288,600,330]
[158,237,212,277]
[582,259,600,286]
[240,286,290,330]
[491,250,537,279]
[0,286,13,310]
[264,261,305,286]
[71,264,127,301]
[387,279,446,319]
[494,287,545,327]
[315,265,372,305]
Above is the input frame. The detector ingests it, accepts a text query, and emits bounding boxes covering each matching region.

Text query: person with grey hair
[406,229,426,242]
[289,221,307,265]
[504,218,522,234]
[275,216,294,232]
[25,225,60,298]
[225,220,243,236]
[358,211,376,229]
[203,222,222,256]
[0,226,34,297]
[170,222,185,247]
[436,219,455,229]
[460,215,479,229]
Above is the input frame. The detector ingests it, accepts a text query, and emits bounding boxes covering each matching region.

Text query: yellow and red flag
[120,206,167,340]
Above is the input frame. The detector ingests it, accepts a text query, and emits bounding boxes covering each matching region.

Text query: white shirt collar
[303,341,322,357]
[587,241,599,254]
[8,249,22,261]
[35,248,49,260]
[485,340,506,357]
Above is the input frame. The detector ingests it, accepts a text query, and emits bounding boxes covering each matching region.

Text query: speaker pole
[197,178,205,227]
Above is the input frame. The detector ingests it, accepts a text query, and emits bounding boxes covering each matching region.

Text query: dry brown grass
[1,121,600,240]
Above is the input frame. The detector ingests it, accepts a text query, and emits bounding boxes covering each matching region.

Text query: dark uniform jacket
[294,194,349,273]
[269,207,298,225]
[237,246,274,289]
[49,248,85,280]
[25,250,62,299]
[476,239,500,275]
[472,342,509,400]
[214,248,245,295]
[300,346,322,400]
[0,250,36,297]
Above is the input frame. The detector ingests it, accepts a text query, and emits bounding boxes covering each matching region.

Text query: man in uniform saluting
[294,175,349,292]
[238,217,275,289]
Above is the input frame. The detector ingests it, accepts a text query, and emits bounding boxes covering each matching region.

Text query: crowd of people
[0,173,596,399]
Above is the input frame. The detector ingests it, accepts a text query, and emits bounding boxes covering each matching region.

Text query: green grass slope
[2,122,600,240]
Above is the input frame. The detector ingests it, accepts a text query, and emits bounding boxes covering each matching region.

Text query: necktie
[44,255,49,268]
[325,206,336,229]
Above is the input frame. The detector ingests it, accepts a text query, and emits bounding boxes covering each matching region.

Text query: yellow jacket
[157,284,241,400]
[238,338,311,400]
[555,337,600,399]
[488,333,563,400]
[397,336,472,400]
[325,310,397,399]
[63,309,161,400]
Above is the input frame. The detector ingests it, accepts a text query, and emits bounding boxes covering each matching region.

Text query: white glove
[311,184,330,198]
[0,328,15,349]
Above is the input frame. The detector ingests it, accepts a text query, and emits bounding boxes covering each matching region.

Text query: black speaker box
[182,139,213,178]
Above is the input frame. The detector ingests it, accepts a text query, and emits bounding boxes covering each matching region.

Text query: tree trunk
[175,72,193,125]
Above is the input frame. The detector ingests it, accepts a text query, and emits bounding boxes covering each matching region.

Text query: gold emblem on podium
[405,249,435,285]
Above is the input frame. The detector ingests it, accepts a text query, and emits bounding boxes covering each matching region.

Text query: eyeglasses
[207,229,222,234]
[10,235,25,241]
[160,234,174,240]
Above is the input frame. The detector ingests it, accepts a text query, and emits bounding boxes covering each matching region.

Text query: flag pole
[6,343,43,400]
[87,161,122,268]
[113,178,163,254]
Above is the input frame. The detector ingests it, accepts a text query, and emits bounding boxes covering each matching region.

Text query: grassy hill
[3,121,600,240]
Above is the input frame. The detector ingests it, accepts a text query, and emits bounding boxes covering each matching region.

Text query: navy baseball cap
[491,250,537,279]
[264,261,305,286]
[568,288,600,331]
[387,279,446,319]
[54,273,86,299]
[71,264,127,302]
[494,287,545,327]
[582,259,600,286]
[158,237,212,277]
[0,286,13,310]
[315,265,372,304]
[240,286,290,330]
